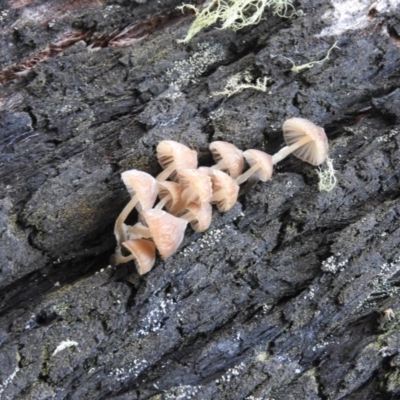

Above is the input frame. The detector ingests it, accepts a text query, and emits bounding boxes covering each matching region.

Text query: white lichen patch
[166,43,226,88]
[303,285,315,300]
[311,338,336,352]
[107,359,149,383]
[318,0,400,37]
[136,298,175,337]
[262,303,272,313]
[321,255,348,273]
[24,314,36,330]
[179,226,232,257]
[164,384,202,399]
[255,351,268,363]
[215,361,246,384]
[0,10,9,22]
[376,128,399,143]
[357,256,400,311]
[52,340,79,356]
[209,108,225,121]
[0,366,19,396]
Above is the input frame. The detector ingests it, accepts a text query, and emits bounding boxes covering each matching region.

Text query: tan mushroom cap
[155,181,183,215]
[177,168,213,207]
[206,168,239,212]
[181,202,213,232]
[156,140,198,181]
[122,239,156,275]
[141,209,188,259]
[272,118,329,166]
[235,150,273,185]
[210,141,244,179]
[121,170,159,210]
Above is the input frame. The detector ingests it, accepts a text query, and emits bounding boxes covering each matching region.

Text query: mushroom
[156,140,198,181]
[210,141,244,179]
[114,170,159,246]
[199,167,239,212]
[180,202,213,232]
[271,118,328,166]
[235,149,273,185]
[154,181,183,215]
[177,168,213,207]
[110,239,156,275]
[140,209,188,259]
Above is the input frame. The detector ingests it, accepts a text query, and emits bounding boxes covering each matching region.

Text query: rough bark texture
[1,0,400,399]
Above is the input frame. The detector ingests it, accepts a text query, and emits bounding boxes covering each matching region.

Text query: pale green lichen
[283,41,339,73]
[212,69,270,97]
[178,0,301,43]
[316,157,337,192]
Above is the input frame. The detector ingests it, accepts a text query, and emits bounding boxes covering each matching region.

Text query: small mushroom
[114,170,159,246]
[110,239,156,275]
[199,167,239,212]
[271,118,329,166]
[177,168,213,207]
[154,181,183,215]
[210,141,244,178]
[235,149,273,185]
[180,202,212,232]
[156,140,198,181]
[141,209,188,259]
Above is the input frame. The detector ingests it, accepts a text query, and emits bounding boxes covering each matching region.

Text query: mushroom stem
[114,195,139,244]
[109,252,136,267]
[180,210,195,223]
[156,164,174,182]
[127,223,152,239]
[154,195,183,215]
[271,135,312,165]
[154,196,170,210]
[210,159,227,171]
[235,164,260,185]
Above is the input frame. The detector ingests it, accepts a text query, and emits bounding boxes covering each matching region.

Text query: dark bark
[1,0,400,399]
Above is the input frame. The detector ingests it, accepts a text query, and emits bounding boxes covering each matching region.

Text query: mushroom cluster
[110,117,329,275]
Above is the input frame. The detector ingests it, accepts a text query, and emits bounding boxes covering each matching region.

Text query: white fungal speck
[136,299,175,337]
[108,359,149,383]
[321,256,348,274]
[164,384,202,399]
[52,340,79,356]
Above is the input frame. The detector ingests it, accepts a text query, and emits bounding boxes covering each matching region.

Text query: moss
[118,156,153,170]
[7,213,19,236]
[58,200,111,233]
[26,203,58,232]
[39,346,51,380]
[148,395,163,400]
